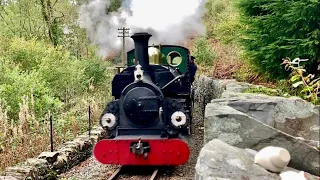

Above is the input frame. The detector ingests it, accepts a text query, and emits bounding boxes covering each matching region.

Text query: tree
[0,0,89,52]
[39,0,64,47]
[237,0,320,79]
[107,0,122,13]
[0,0,47,39]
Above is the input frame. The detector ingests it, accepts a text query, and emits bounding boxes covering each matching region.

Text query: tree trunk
[39,0,60,47]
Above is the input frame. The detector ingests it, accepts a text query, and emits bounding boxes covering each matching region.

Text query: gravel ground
[58,103,204,180]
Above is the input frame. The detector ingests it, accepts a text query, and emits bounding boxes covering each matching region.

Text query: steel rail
[107,166,159,180]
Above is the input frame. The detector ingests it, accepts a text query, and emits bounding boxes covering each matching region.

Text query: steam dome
[148,47,162,64]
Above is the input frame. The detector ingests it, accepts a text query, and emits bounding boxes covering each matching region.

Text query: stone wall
[199,79,320,178]
[0,126,106,180]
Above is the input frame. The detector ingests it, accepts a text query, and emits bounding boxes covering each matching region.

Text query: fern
[282,57,319,104]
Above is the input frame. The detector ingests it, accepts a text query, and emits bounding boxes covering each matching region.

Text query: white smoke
[78,0,208,59]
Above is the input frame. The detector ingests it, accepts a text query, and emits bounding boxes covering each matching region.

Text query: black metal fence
[48,104,92,152]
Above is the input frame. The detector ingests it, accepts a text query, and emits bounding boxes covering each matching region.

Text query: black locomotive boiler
[93,32,196,166]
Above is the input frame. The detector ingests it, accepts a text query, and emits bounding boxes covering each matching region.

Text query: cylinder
[130,32,152,71]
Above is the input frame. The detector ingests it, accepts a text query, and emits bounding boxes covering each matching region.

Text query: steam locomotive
[93,32,196,166]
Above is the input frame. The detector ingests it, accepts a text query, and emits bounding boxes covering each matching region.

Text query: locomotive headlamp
[171,111,187,127]
[100,113,116,129]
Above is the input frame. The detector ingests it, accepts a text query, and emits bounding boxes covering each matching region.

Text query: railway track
[107,166,160,180]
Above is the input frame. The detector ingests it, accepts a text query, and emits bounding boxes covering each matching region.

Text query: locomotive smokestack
[131,32,152,71]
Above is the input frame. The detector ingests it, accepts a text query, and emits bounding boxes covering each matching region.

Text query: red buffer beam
[93,138,190,166]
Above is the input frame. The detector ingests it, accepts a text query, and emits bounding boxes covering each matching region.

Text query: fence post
[88,105,91,137]
[50,114,53,152]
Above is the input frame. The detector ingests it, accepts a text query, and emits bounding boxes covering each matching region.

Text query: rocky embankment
[195,79,320,180]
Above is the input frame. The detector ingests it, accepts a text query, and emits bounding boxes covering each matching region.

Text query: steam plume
[78,0,208,59]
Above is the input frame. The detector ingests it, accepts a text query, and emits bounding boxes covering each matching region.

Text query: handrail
[161,74,185,90]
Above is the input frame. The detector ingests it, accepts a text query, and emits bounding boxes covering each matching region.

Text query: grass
[244,86,287,97]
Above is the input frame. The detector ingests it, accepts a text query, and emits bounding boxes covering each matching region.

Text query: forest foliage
[202,0,319,103]
[0,0,117,173]
[0,37,110,121]
[237,0,320,79]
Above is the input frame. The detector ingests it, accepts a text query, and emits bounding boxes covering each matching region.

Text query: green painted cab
[127,45,191,73]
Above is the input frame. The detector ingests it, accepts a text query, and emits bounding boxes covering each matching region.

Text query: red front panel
[93,138,190,166]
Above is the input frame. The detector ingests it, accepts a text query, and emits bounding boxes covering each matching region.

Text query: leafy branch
[281,57,320,104]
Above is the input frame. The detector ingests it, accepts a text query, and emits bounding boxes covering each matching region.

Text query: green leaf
[300,86,313,93]
[303,94,312,99]
[290,75,300,82]
[292,81,303,88]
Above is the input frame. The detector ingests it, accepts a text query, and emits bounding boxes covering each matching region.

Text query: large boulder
[212,93,320,142]
[195,139,319,180]
[204,103,320,176]
[195,139,281,180]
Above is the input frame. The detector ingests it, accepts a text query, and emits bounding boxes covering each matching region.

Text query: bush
[237,0,320,80]
[0,59,62,121]
[204,0,229,24]
[191,36,218,66]
[204,0,243,44]
[282,57,320,104]
[0,37,112,121]
[1,37,47,71]
[81,57,110,88]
